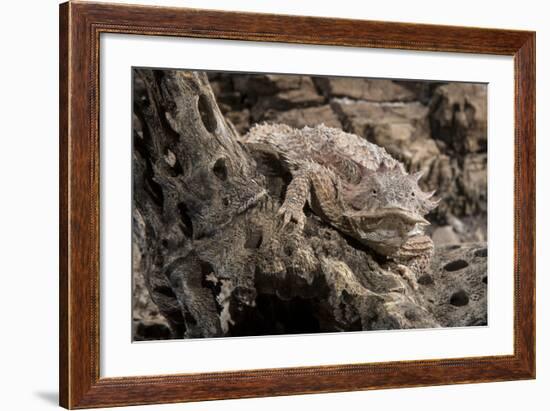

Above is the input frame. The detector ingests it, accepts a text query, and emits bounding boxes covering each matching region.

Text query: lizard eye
[411,192,415,197]
[371,189,377,195]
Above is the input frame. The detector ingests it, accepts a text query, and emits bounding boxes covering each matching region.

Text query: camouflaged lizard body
[243,123,439,282]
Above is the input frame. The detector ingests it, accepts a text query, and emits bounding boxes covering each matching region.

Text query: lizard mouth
[347,207,429,226]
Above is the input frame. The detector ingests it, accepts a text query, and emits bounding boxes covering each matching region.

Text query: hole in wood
[213,158,228,181]
[197,93,217,133]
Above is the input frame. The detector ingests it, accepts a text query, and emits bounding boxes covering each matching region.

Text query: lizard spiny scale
[243,123,439,279]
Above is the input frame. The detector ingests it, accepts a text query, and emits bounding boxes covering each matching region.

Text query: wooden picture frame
[59,1,535,408]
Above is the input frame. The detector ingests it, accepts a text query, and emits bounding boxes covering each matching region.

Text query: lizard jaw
[346,207,429,226]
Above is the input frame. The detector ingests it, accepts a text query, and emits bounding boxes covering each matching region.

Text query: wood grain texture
[59,2,69,407]
[59,1,535,408]
[514,33,536,375]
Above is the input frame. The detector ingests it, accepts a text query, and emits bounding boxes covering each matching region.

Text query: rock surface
[315,77,420,102]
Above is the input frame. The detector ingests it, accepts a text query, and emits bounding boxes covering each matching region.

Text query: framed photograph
[59,1,535,408]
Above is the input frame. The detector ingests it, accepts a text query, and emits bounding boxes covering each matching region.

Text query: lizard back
[243,123,404,183]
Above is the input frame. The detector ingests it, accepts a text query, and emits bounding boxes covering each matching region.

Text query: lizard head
[342,163,439,246]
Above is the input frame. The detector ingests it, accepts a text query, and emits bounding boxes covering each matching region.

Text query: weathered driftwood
[132,69,487,340]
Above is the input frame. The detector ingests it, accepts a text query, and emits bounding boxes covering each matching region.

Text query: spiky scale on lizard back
[244,123,404,184]
[243,123,439,280]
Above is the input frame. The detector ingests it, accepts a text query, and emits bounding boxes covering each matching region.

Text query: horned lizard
[243,123,439,285]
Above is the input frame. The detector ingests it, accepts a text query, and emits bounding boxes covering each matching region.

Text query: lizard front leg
[278,168,310,231]
[277,162,343,232]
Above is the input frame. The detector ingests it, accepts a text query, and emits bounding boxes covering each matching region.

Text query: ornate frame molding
[59,1,535,408]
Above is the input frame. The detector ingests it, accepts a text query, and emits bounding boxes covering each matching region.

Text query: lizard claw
[395,264,419,291]
[277,204,306,232]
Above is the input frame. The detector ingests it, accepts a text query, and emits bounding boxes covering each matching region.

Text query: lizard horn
[424,190,436,198]
[377,162,390,172]
[411,171,424,182]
